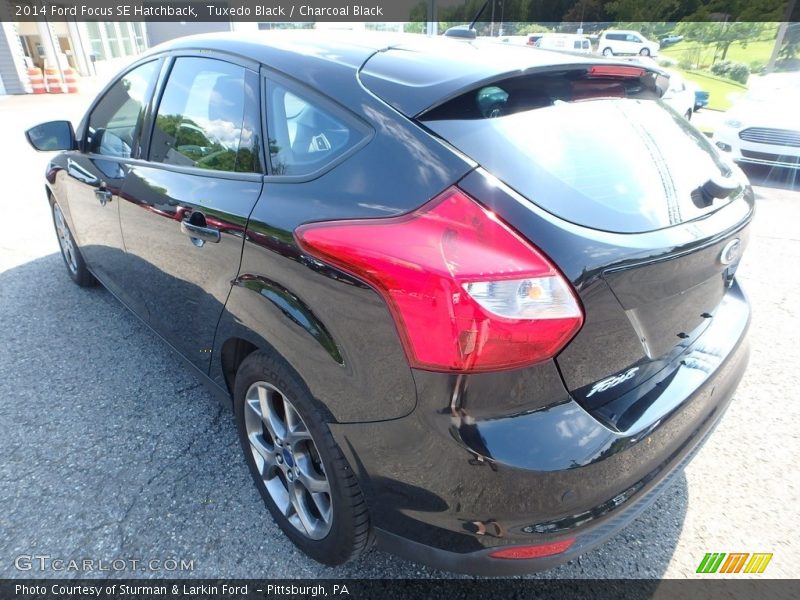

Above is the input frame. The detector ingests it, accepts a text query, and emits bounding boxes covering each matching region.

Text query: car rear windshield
[421,69,735,233]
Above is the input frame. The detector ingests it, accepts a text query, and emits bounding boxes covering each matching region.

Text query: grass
[661,39,775,70]
[672,68,748,111]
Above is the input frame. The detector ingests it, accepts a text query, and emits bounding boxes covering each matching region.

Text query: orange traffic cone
[27,67,46,94]
[63,67,79,93]
[44,66,63,93]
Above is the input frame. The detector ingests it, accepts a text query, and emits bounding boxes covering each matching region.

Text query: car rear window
[421,69,736,233]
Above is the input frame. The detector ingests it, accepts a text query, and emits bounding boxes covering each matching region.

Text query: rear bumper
[331,282,750,575]
[374,400,728,576]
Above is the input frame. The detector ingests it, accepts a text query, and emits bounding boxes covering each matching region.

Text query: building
[0,2,407,97]
[1,0,149,95]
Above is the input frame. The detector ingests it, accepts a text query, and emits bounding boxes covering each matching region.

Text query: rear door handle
[94,188,112,206]
[181,220,221,246]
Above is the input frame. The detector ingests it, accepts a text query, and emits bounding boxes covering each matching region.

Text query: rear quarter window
[265,82,367,177]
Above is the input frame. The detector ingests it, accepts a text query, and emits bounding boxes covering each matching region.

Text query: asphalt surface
[0,91,798,580]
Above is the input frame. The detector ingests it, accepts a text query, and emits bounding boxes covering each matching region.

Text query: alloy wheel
[53,204,78,274]
[244,381,333,540]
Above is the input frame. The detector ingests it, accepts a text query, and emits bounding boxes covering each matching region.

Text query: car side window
[265,82,362,176]
[150,57,260,173]
[86,60,158,158]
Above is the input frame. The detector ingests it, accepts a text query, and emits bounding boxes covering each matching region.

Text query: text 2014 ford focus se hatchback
[26,33,752,575]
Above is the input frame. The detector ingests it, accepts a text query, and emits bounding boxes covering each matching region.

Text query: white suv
[598,30,659,57]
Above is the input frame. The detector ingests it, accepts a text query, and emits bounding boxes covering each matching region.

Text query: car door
[118,55,264,372]
[65,59,160,302]
[626,34,642,53]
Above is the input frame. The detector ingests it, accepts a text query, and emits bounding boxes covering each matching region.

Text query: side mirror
[25,120,76,152]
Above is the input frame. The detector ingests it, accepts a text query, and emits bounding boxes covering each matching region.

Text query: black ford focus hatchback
[26,32,752,574]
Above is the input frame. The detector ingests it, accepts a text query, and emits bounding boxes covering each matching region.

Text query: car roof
[146,31,617,117]
[146,30,391,71]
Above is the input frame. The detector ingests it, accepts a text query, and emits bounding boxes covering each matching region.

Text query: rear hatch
[365,55,754,429]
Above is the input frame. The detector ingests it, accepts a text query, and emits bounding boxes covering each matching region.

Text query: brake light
[295,187,583,373]
[488,538,575,559]
[588,65,645,78]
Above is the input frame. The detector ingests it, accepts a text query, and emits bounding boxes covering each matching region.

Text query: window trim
[78,57,163,160]
[260,68,374,183]
[140,52,265,179]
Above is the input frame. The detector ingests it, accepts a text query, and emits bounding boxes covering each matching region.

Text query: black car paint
[39,33,751,573]
[458,168,753,423]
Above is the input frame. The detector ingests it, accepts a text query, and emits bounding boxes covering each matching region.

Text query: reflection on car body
[25,32,752,576]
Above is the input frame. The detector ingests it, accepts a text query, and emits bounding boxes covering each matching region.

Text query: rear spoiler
[416,61,671,121]
[360,42,670,119]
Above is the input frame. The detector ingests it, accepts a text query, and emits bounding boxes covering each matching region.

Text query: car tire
[602,47,613,56]
[51,200,96,287]
[639,48,651,56]
[233,350,372,566]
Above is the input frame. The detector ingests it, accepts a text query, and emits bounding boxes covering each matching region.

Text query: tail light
[488,538,575,559]
[587,65,645,78]
[295,187,583,373]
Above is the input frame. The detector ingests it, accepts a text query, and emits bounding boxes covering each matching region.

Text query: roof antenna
[444,0,490,39]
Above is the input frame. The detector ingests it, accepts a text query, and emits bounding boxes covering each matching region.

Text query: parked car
[534,33,593,54]
[598,30,660,57]
[662,71,696,119]
[660,34,684,46]
[25,33,752,575]
[526,33,544,46]
[693,87,711,111]
[713,82,800,169]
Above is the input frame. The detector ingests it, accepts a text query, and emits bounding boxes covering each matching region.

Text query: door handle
[181,220,221,246]
[94,188,112,206]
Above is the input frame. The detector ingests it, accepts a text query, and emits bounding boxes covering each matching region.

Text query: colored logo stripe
[697,553,726,573]
[744,553,773,574]
[696,552,773,574]
[720,553,749,573]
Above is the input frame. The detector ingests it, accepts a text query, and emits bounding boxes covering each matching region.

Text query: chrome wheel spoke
[296,469,329,494]
[265,476,292,515]
[289,483,316,534]
[249,433,275,474]
[310,491,332,524]
[256,385,282,443]
[287,423,312,447]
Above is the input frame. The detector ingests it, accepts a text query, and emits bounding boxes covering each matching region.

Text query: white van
[598,30,660,57]
[534,33,592,54]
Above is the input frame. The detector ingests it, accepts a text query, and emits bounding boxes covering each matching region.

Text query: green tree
[779,22,800,60]
[676,21,768,62]
[516,22,552,35]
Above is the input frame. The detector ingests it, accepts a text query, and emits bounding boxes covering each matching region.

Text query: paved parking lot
[0,92,798,579]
